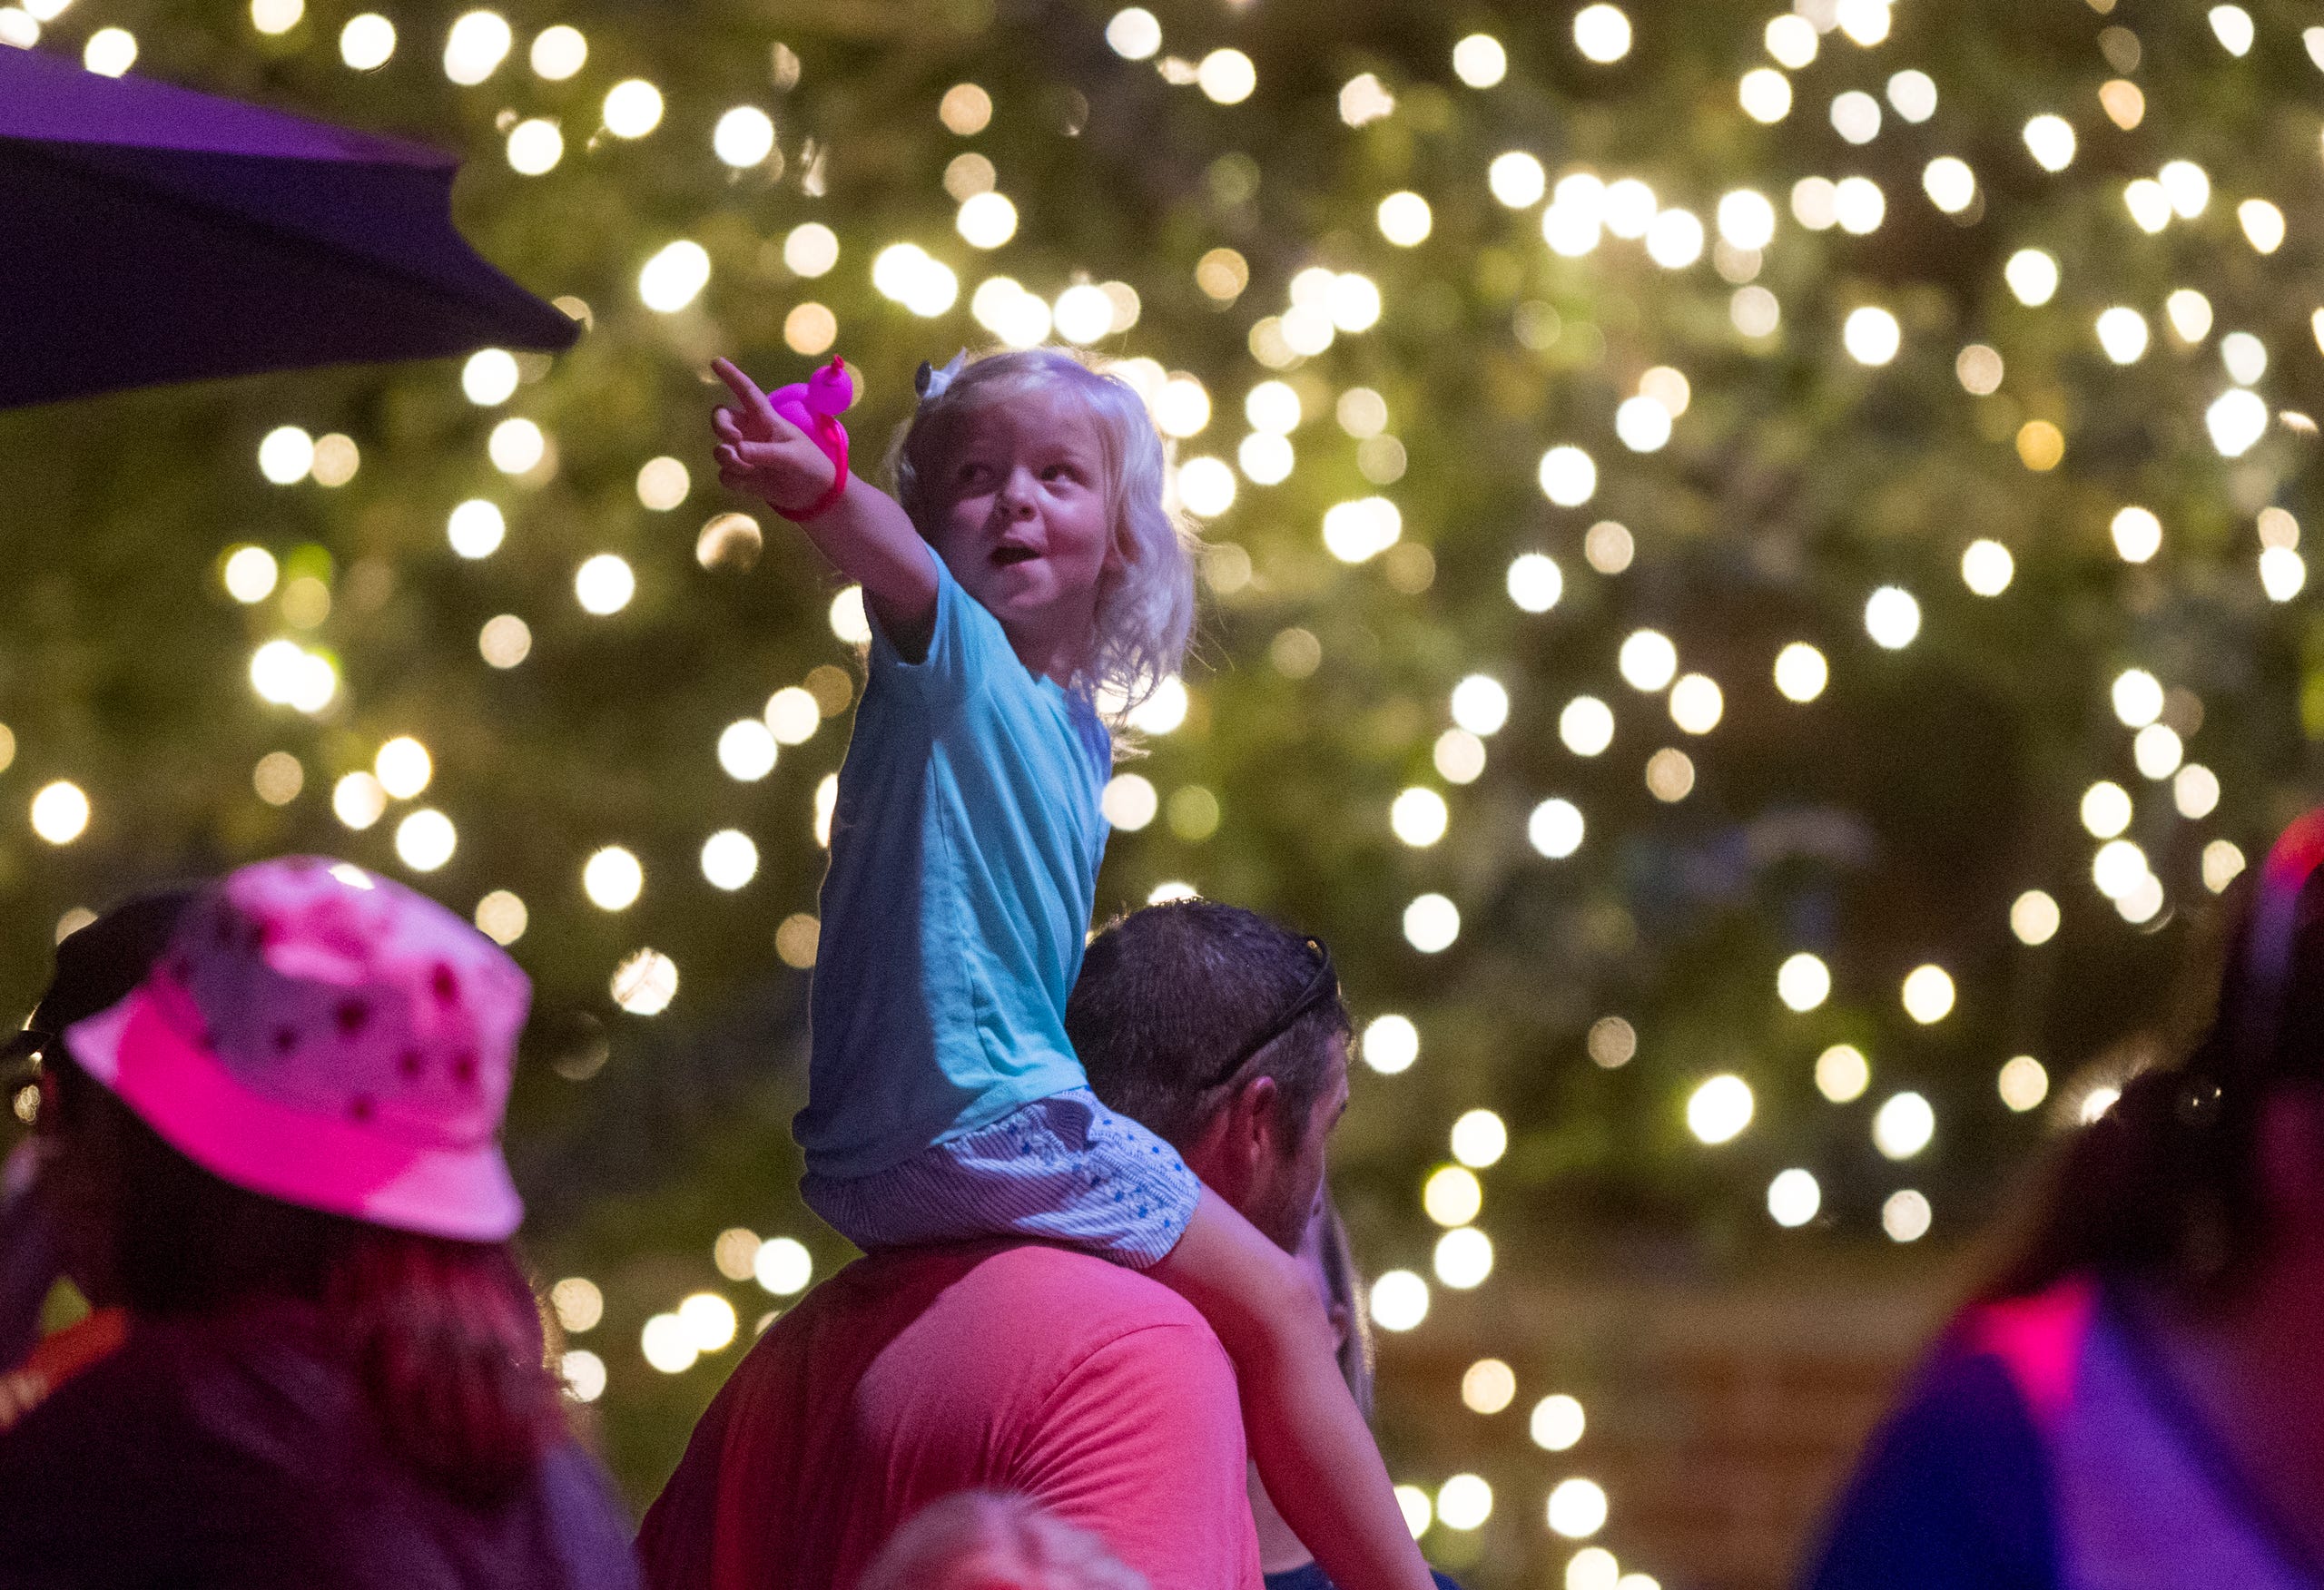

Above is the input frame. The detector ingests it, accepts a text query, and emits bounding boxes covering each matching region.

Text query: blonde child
[711,348,1432,1590]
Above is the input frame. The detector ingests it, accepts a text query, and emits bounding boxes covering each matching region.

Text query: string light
[1923,157,1975,213]
[1901,965,1955,1024]
[1817,1045,1871,1104]
[1403,894,1461,953]
[1547,1478,1610,1539]
[714,106,777,168]
[1105,8,1159,59]
[1531,1394,1585,1451]
[1883,1190,1932,1242]
[1777,952,1831,1012]
[1370,1271,1430,1331]
[29,782,88,845]
[1196,49,1256,104]
[2023,114,2075,172]
[762,688,827,748]
[1530,799,1584,859]
[1864,586,1920,649]
[339,13,393,69]
[1508,555,1563,613]
[222,546,279,603]
[529,24,586,78]
[1391,788,1449,848]
[1462,1359,1517,1414]
[84,26,136,75]
[1999,1057,2050,1113]
[1768,1170,1821,1227]
[1961,540,2014,594]
[251,0,304,36]
[2004,249,2059,306]
[584,847,645,910]
[1774,643,1828,702]
[1362,1015,1419,1075]
[1452,34,1506,87]
[1572,5,1631,64]
[2012,890,2061,946]
[612,950,679,1016]
[605,79,665,138]
[1765,15,1816,68]
[1873,1092,1935,1159]
[443,11,511,84]
[1843,306,1900,365]
[52,22,2324,1556]
[1686,1075,1753,1144]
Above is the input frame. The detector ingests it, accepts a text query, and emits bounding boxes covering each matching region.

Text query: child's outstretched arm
[710,357,939,649]
[1152,1190,1436,1590]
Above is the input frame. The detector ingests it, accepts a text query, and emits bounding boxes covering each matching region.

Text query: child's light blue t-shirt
[796,558,1113,1182]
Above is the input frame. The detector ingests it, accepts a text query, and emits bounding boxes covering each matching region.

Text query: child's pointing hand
[711,357,837,517]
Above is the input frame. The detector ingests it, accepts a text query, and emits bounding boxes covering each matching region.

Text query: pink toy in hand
[765,355,852,521]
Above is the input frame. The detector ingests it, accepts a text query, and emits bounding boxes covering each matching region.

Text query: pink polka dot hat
[63,856,529,1242]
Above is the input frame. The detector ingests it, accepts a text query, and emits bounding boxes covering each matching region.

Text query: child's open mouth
[990,545,1039,566]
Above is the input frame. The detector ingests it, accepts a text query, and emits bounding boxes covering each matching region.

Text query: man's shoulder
[646,1241,1259,1590]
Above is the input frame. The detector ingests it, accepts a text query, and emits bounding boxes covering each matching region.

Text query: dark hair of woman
[1985,847,2324,1306]
[31,888,564,1507]
[45,1055,563,1504]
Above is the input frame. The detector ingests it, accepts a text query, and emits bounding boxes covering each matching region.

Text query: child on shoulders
[713,347,1432,1590]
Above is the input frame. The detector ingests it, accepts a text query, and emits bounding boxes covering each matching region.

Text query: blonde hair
[859,1491,1149,1590]
[889,348,1196,712]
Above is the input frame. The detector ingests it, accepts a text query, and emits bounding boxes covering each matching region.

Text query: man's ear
[1235,1074,1282,1164]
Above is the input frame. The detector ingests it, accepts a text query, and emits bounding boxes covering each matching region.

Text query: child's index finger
[711,357,779,423]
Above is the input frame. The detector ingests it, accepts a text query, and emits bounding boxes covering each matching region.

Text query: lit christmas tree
[2,0,2317,1582]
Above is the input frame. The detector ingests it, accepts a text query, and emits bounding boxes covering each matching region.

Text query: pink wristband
[773,423,850,524]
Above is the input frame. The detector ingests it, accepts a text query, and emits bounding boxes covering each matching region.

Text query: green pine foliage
[4,1,2319,1577]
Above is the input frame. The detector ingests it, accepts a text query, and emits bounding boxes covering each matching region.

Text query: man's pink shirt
[636,1241,1264,1590]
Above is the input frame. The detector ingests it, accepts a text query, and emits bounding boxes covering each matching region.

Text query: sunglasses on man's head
[1196,937,1338,1094]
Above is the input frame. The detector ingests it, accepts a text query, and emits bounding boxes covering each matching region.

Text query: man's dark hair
[1068,899,1348,1153]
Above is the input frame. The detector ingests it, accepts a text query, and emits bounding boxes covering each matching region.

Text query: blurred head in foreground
[1993,811,2324,1308]
[860,1492,1148,1590]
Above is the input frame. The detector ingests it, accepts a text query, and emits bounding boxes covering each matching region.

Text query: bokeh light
[29,781,87,845]
[1999,1056,2050,1113]
[584,846,645,910]
[1777,952,1831,1013]
[1686,1075,1753,1144]
[1370,1270,1429,1331]
[1531,1393,1586,1451]
[394,809,456,872]
[1462,1358,1517,1415]
[1817,1045,1871,1104]
[1768,1169,1821,1228]
[1901,965,1955,1024]
[1873,1092,1935,1160]
[1362,1015,1419,1075]
[1548,1478,1610,1539]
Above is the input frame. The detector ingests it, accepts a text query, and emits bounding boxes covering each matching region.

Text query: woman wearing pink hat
[0,856,641,1588]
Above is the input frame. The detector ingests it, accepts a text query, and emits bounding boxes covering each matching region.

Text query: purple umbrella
[0,44,576,408]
